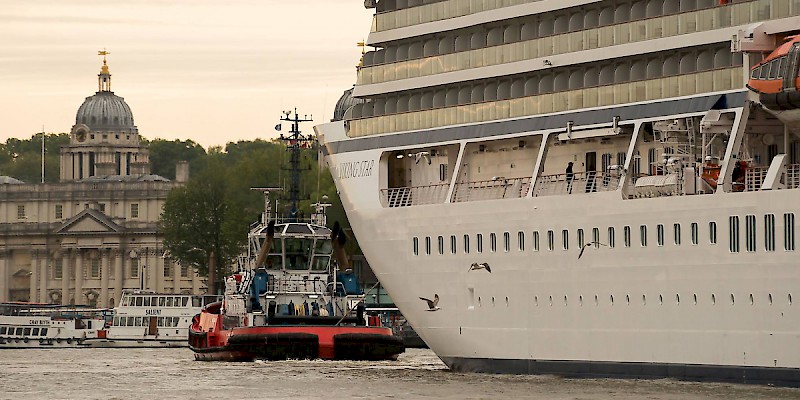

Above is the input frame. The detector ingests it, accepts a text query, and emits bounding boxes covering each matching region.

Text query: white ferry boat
[0,303,106,348]
[315,1,800,385]
[85,290,214,348]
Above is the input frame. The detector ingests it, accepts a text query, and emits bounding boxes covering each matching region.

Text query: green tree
[0,133,69,182]
[146,138,206,180]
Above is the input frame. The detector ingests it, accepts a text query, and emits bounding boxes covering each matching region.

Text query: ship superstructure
[315,1,800,385]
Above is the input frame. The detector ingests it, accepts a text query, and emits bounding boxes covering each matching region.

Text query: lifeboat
[747,34,800,125]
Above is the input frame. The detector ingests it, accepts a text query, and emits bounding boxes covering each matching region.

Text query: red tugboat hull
[189,325,404,362]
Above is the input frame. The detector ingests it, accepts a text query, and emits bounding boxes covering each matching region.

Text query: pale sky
[0,0,373,149]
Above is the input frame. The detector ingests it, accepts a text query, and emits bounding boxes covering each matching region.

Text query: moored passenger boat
[315,0,800,386]
[0,302,107,348]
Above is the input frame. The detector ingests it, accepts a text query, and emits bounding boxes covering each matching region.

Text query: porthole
[769,293,773,305]
[693,294,697,305]
[676,294,680,305]
[749,293,754,305]
[711,294,716,305]
[789,294,793,305]
[659,294,663,305]
[625,294,630,305]
[534,295,538,306]
[478,296,482,307]
[642,294,646,306]
[594,295,598,306]
[491,297,495,306]
[610,295,614,305]
[549,296,553,306]
[505,297,509,307]
[579,295,583,306]
[564,295,568,306]
[730,294,735,305]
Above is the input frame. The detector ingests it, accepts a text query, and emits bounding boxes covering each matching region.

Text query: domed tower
[60,51,151,181]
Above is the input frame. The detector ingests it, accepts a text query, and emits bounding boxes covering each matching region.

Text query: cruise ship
[315,0,800,385]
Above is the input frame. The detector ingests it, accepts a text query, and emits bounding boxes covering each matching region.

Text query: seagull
[414,151,431,165]
[577,241,608,260]
[419,294,440,311]
[468,262,491,273]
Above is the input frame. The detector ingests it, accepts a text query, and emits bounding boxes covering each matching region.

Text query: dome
[332,87,364,121]
[75,92,138,134]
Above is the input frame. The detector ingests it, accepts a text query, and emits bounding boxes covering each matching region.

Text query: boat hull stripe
[323,91,746,155]
[440,356,800,387]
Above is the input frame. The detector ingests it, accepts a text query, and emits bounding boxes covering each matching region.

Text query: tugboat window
[285,238,313,270]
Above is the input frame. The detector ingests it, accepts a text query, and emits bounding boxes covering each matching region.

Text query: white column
[74,250,83,305]
[39,255,48,303]
[100,249,110,307]
[0,250,8,302]
[61,251,70,305]
[113,250,123,305]
[29,252,38,302]
[172,258,180,294]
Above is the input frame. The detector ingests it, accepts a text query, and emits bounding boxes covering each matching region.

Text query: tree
[146,138,206,179]
[0,133,69,182]
[159,157,244,294]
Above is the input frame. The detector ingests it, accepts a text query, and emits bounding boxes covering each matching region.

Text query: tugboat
[189,110,404,361]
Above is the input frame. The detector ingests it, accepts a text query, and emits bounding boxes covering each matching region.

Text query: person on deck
[566,162,574,194]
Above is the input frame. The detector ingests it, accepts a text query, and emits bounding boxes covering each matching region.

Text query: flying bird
[468,262,491,273]
[414,151,431,165]
[578,241,607,260]
[419,294,440,311]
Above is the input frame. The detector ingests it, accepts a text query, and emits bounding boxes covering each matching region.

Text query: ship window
[691,223,699,245]
[285,238,313,270]
[751,66,759,79]
[143,297,150,307]
[23,327,31,336]
[413,237,419,255]
[768,59,780,80]
[135,296,143,307]
[438,236,444,255]
[674,223,681,245]
[746,215,756,252]
[562,230,569,250]
[577,229,585,248]
[15,327,22,335]
[450,235,457,254]
[592,228,600,247]
[503,232,510,252]
[776,57,786,79]
[135,317,143,326]
[32,328,39,336]
[182,297,189,307]
[40,328,47,336]
[157,317,164,327]
[608,227,615,248]
[477,234,483,253]
[463,235,470,254]
[729,216,741,253]
[533,231,540,251]
[159,297,166,307]
[166,297,174,307]
[518,232,525,251]
[785,213,796,251]
[640,225,647,247]
[490,233,497,252]
[425,237,431,255]
[0,327,6,334]
[759,64,769,79]
[547,230,554,251]
[709,221,718,244]
[656,224,664,246]
[624,226,631,247]
[765,214,776,252]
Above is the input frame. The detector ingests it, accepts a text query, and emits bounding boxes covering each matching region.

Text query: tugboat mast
[277,108,313,222]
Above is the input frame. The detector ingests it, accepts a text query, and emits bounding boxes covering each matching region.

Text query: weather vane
[98,48,110,64]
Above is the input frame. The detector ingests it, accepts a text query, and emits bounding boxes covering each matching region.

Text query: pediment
[56,209,124,234]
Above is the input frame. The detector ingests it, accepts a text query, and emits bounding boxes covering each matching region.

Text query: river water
[1,348,799,399]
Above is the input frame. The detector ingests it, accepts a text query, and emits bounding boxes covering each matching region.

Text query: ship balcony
[744,164,800,192]
[533,172,620,197]
[380,183,450,207]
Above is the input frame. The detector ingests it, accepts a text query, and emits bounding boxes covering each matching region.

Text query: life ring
[56,338,62,343]
[23,337,29,343]
[66,338,73,344]
[39,339,44,344]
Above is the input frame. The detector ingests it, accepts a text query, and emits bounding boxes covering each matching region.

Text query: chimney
[175,161,190,183]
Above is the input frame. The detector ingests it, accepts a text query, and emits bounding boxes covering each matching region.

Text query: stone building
[0,54,204,307]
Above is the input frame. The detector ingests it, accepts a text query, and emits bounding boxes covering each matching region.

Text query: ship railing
[745,164,800,191]
[267,274,327,295]
[788,164,800,189]
[451,177,531,203]
[534,172,620,197]
[380,183,449,207]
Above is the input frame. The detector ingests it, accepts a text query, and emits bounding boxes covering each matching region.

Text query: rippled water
[1,348,799,399]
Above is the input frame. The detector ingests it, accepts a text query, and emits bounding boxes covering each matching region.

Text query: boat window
[503,232,510,252]
[691,223,699,245]
[121,297,129,307]
[166,297,173,307]
[193,297,201,307]
[285,238,313,270]
[751,66,759,79]
[413,237,419,255]
[640,225,647,247]
[135,296,143,307]
[451,235,457,254]
[490,233,497,252]
[40,328,47,336]
[23,327,31,336]
[182,297,189,307]
[157,317,164,327]
[785,213,796,251]
[759,64,769,79]
[438,236,444,254]
[517,232,525,251]
[562,230,569,250]
[674,224,681,245]
[729,216,740,253]
[32,328,39,336]
[547,230,554,251]
[592,228,600,247]
[135,317,143,326]
[745,215,756,252]
[768,59,780,79]
[425,237,432,255]
[608,227,615,248]
[314,238,333,255]
[656,224,664,246]
[126,317,134,326]
[776,57,786,79]
[533,231,539,251]
[463,234,470,254]
[477,234,483,253]
[577,229,585,248]
[624,226,631,247]
[311,255,330,271]
[16,327,23,335]
[143,297,151,307]
[266,236,283,270]
[765,214,776,252]
[709,221,717,244]
[0,327,6,334]
[159,297,166,307]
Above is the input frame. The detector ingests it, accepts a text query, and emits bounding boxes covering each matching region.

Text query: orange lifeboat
[747,35,800,111]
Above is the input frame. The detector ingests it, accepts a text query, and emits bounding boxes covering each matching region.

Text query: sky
[0,0,374,149]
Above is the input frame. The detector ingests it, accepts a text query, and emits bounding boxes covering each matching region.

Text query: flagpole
[41,126,45,183]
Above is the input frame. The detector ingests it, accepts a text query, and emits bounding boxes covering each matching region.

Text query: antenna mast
[276,108,313,222]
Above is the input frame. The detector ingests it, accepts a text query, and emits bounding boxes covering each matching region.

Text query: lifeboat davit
[747,34,800,126]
